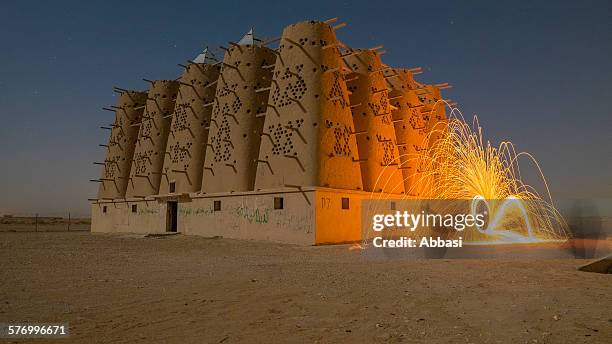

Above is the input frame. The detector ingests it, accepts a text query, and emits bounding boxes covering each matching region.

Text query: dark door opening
[167,201,178,232]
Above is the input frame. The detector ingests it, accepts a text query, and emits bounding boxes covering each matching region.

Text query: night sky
[0,0,610,216]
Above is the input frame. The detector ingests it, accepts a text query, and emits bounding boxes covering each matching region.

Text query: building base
[91,187,396,245]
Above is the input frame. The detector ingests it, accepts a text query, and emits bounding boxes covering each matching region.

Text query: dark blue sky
[0,0,610,216]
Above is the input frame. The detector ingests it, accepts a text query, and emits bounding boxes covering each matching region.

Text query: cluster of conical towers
[93,19,451,202]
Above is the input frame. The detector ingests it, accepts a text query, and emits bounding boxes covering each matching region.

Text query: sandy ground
[0,232,610,344]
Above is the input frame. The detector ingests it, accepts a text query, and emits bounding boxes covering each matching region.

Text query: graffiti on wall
[180,202,270,224]
[274,213,313,233]
[178,199,313,234]
[234,205,270,224]
[179,205,214,216]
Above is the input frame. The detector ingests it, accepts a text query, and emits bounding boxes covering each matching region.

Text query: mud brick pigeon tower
[343,49,404,193]
[125,80,180,198]
[96,90,147,199]
[159,49,221,195]
[418,83,448,197]
[90,18,456,244]
[254,20,363,191]
[415,86,448,196]
[384,67,426,196]
[201,30,277,193]
[421,84,448,147]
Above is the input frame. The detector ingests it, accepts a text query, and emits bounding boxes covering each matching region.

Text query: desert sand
[0,232,610,343]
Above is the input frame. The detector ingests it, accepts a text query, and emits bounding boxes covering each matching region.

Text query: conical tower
[159,50,221,195]
[384,68,425,195]
[422,84,448,147]
[343,49,404,193]
[96,90,147,199]
[254,20,363,191]
[201,31,276,193]
[418,84,448,197]
[125,80,180,197]
[384,67,448,196]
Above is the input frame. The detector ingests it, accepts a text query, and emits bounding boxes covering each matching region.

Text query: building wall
[92,188,395,245]
[255,20,363,191]
[159,63,221,195]
[180,190,315,244]
[125,80,180,197]
[202,44,276,193]
[91,200,166,234]
[314,188,367,244]
[97,90,147,199]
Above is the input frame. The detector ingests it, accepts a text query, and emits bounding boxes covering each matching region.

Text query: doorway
[167,201,178,232]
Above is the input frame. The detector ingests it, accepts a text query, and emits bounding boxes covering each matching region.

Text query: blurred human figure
[567,200,604,258]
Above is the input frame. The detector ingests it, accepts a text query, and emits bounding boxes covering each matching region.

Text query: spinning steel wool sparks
[383,103,569,243]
